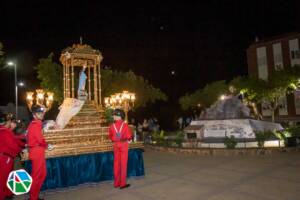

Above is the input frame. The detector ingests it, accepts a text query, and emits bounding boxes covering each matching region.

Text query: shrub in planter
[174,131,185,147]
[285,126,300,138]
[273,131,290,146]
[152,130,165,145]
[255,131,274,148]
[224,136,237,149]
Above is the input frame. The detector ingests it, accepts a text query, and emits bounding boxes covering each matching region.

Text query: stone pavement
[16,148,300,200]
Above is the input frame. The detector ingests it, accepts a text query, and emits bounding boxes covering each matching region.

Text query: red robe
[27,119,47,200]
[109,120,132,187]
[0,125,25,200]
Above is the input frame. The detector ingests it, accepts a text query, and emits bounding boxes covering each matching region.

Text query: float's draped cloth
[55,98,84,129]
[25,149,145,190]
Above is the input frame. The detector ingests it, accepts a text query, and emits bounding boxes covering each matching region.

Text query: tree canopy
[35,53,64,103]
[36,54,167,107]
[102,69,167,108]
[230,66,300,121]
[179,80,228,110]
[180,66,300,122]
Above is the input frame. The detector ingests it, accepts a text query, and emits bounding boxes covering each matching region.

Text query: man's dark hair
[113,109,125,120]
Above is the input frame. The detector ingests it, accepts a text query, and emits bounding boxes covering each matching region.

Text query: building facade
[247,32,300,123]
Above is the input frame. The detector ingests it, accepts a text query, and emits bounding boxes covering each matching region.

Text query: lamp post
[26,89,54,112]
[104,91,136,122]
[7,61,18,119]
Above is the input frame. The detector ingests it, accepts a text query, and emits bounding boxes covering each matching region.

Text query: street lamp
[18,81,25,87]
[104,91,136,122]
[7,61,18,119]
[26,89,54,112]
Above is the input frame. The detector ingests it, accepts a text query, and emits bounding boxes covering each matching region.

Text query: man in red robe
[27,105,47,200]
[0,113,25,200]
[108,109,132,189]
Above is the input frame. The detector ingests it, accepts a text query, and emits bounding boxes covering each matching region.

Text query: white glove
[47,144,54,151]
[22,148,28,153]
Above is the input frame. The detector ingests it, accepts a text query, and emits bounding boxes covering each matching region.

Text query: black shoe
[120,184,130,189]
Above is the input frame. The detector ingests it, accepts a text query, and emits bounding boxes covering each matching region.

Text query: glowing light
[104,97,109,104]
[26,89,54,112]
[104,91,136,122]
[290,83,297,90]
[47,92,54,101]
[26,92,34,101]
[220,95,226,100]
[7,61,15,66]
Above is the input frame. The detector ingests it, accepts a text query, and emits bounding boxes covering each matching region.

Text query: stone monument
[184,95,283,143]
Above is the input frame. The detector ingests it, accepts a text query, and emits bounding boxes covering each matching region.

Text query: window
[273,43,283,70]
[294,90,300,115]
[262,101,272,116]
[256,47,268,80]
[289,39,300,66]
[278,96,288,115]
[291,50,300,59]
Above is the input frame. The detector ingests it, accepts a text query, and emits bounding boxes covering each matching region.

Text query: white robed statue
[78,66,87,100]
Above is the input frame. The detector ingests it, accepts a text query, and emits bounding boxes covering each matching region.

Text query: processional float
[23,43,143,159]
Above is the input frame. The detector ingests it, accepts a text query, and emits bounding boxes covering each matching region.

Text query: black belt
[0,152,13,158]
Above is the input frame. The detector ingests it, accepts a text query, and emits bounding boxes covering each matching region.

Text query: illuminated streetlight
[104,91,136,122]
[18,81,25,87]
[7,61,18,119]
[26,89,54,112]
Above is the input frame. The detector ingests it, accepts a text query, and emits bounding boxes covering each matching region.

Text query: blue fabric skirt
[25,149,145,190]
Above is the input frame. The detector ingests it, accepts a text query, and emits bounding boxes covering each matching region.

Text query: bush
[255,131,274,148]
[151,130,185,147]
[174,131,185,147]
[285,126,300,137]
[104,107,114,124]
[273,131,290,146]
[224,136,237,149]
[152,130,165,141]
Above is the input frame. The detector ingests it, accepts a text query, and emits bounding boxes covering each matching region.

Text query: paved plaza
[17,148,300,200]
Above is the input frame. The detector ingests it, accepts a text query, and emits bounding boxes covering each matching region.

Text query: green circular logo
[6,169,32,195]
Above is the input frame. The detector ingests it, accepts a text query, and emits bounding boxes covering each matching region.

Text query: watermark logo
[6,169,32,195]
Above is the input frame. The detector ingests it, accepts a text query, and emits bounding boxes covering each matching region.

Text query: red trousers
[113,142,128,187]
[29,148,47,200]
[0,155,13,200]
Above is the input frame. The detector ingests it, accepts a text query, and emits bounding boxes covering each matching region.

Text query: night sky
[1,0,300,127]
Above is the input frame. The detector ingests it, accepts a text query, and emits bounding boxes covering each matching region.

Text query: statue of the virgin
[78,65,87,99]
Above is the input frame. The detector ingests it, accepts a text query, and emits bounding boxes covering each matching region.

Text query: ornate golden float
[22,43,143,160]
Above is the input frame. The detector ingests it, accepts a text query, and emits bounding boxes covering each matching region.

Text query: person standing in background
[0,113,25,200]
